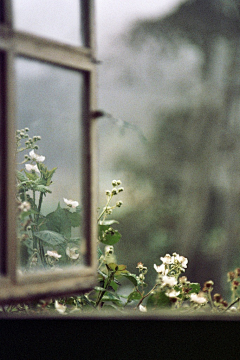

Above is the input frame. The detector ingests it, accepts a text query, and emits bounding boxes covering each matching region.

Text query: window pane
[15,57,87,273]
[12,0,88,47]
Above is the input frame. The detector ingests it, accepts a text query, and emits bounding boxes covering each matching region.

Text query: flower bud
[111,188,118,195]
[25,127,29,132]
[179,276,187,285]
[228,271,235,281]
[105,190,111,196]
[116,201,123,207]
[118,187,124,193]
[112,180,118,187]
[136,262,144,270]
[213,293,222,303]
[235,268,240,277]
[117,180,122,185]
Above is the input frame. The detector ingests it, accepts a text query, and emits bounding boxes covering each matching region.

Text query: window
[0,0,97,303]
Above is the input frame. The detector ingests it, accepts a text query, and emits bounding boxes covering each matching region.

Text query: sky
[95,0,186,55]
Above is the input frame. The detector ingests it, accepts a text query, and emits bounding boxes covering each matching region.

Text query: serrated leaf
[16,171,28,182]
[189,283,201,294]
[99,229,122,245]
[34,230,66,246]
[35,185,52,193]
[43,203,80,239]
[24,171,39,181]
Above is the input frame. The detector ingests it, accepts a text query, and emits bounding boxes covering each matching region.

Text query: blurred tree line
[111,0,240,298]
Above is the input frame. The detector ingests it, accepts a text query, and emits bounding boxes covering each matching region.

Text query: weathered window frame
[0,0,98,304]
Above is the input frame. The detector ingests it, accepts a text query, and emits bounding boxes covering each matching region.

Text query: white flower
[55,300,66,314]
[45,250,61,259]
[165,289,180,298]
[29,149,45,163]
[161,275,177,287]
[227,306,237,313]
[175,254,188,268]
[66,247,79,260]
[160,254,173,265]
[190,293,207,304]
[139,304,147,312]
[154,263,168,275]
[18,201,31,212]
[25,164,40,173]
[63,198,79,208]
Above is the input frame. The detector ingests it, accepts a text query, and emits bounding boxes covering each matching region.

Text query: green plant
[2,128,240,315]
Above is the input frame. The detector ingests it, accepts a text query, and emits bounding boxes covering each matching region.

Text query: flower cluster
[154,252,188,278]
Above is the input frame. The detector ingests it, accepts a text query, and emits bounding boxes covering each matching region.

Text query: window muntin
[0,0,97,303]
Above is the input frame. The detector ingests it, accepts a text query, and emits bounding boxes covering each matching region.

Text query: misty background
[14,0,240,299]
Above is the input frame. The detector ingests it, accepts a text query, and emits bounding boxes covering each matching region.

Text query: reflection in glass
[12,0,86,47]
[15,57,86,273]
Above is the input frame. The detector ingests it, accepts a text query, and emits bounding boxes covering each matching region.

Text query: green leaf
[34,230,66,246]
[43,203,81,239]
[94,286,107,292]
[189,283,201,294]
[97,246,103,260]
[99,228,122,245]
[147,291,171,308]
[35,185,52,193]
[110,280,119,291]
[127,291,142,302]
[97,269,107,279]
[121,272,139,286]
[24,171,39,181]
[106,263,118,272]
[70,211,82,227]
[102,291,121,303]
[16,171,28,182]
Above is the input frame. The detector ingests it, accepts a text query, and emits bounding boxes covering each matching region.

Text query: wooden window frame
[0,0,98,304]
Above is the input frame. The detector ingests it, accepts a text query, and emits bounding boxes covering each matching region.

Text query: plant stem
[97,195,113,222]
[36,192,43,225]
[135,283,159,309]
[96,271,114,308]
[225,297,240,311]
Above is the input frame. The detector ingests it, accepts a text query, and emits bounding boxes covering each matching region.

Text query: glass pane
[12,0,87,47]
[15,57,86,273]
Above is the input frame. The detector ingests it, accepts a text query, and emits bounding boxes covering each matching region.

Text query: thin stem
[36,192,43,225]
[135,283,159,309]
[225,297,240,311]
[95,271,114,308]
[97,195,113,222]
